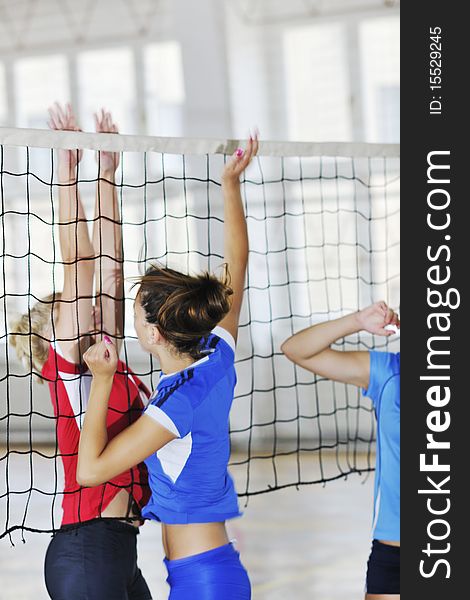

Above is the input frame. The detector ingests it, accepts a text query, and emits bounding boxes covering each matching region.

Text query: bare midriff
[103,492,229,556]
[162,522,229,560]
[378,539,400,547]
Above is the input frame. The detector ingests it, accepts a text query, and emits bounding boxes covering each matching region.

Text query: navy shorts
[165,542,251,599]
[366,539,400,595]
[44,519,152,600]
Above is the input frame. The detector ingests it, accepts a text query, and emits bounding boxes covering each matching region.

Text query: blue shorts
[44,519,152,600]
[164,542,251,600]
[366,539,400,595]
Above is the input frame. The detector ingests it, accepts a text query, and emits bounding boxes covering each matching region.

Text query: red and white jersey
[42,342,151,526]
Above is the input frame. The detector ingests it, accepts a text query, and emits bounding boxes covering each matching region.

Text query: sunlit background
[0,1,399,598]
[0,0,399,142]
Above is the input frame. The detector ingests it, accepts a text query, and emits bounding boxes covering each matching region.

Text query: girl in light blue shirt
[282,301,400,600]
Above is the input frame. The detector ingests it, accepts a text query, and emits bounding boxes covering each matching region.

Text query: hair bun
[183,272,233,326]
[136,265,233,359]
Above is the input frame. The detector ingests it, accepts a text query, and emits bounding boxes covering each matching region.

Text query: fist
[83,336,118,378]
[357,301,400,336]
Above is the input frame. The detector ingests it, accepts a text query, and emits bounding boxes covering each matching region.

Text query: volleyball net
[0,128,400,541]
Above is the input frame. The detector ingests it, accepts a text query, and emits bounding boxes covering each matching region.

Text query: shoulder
[203,326,236,359]
[145,373,195,438]
[363,351,400,404]
[151,369,196,408]
[197,326,236,390]
[369,351,400,377]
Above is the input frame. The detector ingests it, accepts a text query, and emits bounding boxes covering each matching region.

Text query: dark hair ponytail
[135,265,233,358]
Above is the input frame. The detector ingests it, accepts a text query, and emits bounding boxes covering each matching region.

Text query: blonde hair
[9,293,61,382]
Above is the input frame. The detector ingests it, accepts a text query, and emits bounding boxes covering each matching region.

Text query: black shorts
[366,539,400,595]
[44,519,152,600]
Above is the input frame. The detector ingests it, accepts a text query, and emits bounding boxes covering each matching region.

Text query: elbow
[281,338,296,362]
[281,337,308,366]
[76,466,102,488]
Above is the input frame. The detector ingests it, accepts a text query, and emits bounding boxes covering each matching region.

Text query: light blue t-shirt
[363,351,400,542]
[141,326,241,525]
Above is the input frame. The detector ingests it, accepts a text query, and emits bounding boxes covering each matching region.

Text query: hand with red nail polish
[83,338,118,379]
[222,132,259,188]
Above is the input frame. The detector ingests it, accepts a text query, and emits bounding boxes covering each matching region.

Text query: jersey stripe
[156,368,194,408]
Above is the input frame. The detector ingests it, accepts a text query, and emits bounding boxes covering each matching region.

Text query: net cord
[0,127,399,158]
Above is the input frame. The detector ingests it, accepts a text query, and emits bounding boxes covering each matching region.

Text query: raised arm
[91,109,124,353]
[218,134,259,342]
[281,302,400,389]
[49,103,95,363]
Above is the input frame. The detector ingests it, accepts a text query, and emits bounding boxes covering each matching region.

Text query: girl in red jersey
[11,103,152,600]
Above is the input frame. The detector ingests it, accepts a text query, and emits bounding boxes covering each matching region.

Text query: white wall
[0,0,400,446]
[0,0,399,141]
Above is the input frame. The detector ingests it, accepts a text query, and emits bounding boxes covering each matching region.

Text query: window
[360,17,400,143]
[77,47,140,181]
[77,48,136,134]
[15,55,69,128]
[0,63,7,126]
[283,23,352,141]
[144,41,185,136]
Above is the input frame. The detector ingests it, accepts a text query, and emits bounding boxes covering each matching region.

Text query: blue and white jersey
[363,351,400,542]
[141,326,242,524]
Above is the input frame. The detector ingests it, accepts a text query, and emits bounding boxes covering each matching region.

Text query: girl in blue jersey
[77,136,258,599]
[282,301,400,600]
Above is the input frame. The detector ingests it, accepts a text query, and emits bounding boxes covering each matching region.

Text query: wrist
[345,311,363,334]
[91,374,114,389]
[222,177,241,191]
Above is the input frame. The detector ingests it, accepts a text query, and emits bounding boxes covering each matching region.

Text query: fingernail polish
[236,148,244,157]
[104,335,112,344]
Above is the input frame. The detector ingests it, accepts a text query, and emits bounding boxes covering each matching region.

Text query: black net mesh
[0,135,400,541]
